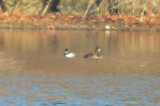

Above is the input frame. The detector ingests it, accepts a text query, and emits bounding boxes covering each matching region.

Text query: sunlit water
[0,29,160,106]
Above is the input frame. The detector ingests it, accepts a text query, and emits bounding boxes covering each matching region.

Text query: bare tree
[0,0,7,12]
[95,0,103,14]
[83,0,103,18]
[40,0,60,15]
[83,0,94,18]
[83,0,119,18]
[108,0,119,15]
[10,0,21,15]
[49,0,60,12]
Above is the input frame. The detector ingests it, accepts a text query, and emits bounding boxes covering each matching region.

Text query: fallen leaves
[0,11,159,30]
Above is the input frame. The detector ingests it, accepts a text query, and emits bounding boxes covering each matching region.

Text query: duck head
[95,47,101,53]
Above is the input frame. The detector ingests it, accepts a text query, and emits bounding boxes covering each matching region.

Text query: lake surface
[0,29,160,106]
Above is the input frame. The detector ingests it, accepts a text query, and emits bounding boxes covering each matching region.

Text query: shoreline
[0,12,159,31]
[0,23,159,32]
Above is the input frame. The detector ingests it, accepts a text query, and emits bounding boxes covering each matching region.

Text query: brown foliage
[0,11,159,30]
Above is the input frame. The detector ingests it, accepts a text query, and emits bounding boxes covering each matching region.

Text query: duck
[84,47,102,59]
[64,49,76,58]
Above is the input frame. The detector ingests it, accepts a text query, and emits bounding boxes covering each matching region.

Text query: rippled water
[0,29,160,106]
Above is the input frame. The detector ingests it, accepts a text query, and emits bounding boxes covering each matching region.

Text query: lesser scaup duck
[64,49,76,58]
[84,47,102,59]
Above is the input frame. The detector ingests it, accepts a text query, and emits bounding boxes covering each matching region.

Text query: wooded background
[0,0,159,16]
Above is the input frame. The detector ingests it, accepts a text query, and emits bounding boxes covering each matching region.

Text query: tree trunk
[83,0,94,19]
[108,0,119,15]
[0,0,7,12]
[49,0,60,12]
[41,0,52,15]
[40,0,60,15]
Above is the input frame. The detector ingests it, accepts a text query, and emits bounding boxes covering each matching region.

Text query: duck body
[84,47,102,59]
[84,53,94,58]
[64,49,76,58]
[84,53,102,59]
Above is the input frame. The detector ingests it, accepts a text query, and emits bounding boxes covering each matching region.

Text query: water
[0,29,160,106]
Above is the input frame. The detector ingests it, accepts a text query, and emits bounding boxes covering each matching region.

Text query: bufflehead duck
[84,47,102,59]
[64,49,76,58]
